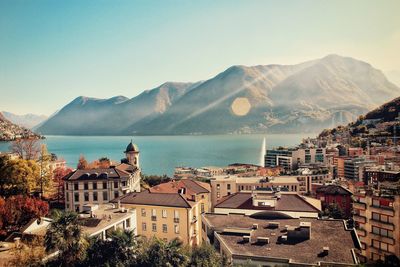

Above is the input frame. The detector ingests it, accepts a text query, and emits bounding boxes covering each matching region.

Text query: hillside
[0,112,41,141]
[37,55,400,135]
[2,111,48,129]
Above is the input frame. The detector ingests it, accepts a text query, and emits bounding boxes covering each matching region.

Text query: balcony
[353,202,366,210]
[370,219,395,231]
[353,214,366,223]
[369,232,395,245]
[151,216,157,221]
[174,218,180,223]
[370,205,394,216]
[356,228,367,237]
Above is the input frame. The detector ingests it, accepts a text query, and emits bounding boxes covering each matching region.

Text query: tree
[38,144,53,197]
[45,211,88,267]
[10,138,41,160]
[141,174,171,188]
[0,195,49,235]
[52,166,73,203]
[85,229,138,267]
[77,155,88,170]
[137,237,189,267]
[6,237,45,267]
[190,243,222,267]
[0,158,41,196]
[323,203,345,219]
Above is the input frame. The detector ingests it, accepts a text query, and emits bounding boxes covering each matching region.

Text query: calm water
[0,134,314,176]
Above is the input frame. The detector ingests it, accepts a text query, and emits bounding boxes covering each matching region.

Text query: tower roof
[124,140,139,153]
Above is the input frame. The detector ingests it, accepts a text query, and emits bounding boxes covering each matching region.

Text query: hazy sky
[1,0,399,116]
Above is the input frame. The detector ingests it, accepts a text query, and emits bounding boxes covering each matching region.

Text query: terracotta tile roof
[215,193,320,213]
[112,190,193,208]
[316,185,352,196]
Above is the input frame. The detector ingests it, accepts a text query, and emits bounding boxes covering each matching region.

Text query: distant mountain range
[0,112,41,141]
[2,111,48,129]
[36,54,400,135]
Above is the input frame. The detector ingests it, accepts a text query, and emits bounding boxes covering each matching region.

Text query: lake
[0,134,314,176]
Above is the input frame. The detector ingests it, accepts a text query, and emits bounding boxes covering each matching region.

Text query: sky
[1,0,400,116]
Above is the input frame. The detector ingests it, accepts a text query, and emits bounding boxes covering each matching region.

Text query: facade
[213,190,321,218]
[64,141,141,212]
[113,179,211,247]
[265,147,326,171]
[365,169,400,185]
[333,156,347,179]
[202,213,361,266]
[210,175,300,208]
[353,192,400,262]
[344,158,376,181]
[315,185,353,218]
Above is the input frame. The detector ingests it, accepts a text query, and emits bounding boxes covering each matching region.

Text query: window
[152,223,157,232]
[151,209,157,221]
[162,209,167,218]
[84,192,89,202]
[114,191,119,199]
[141,208,146,217]
[103,182,107,189]
[93,183,97,190]
[66,183,69,190]
[114,181,119,189]
[372,199,380,207]
[84,183,88,190]
[122,181,127,187]
[201,203,205,213]
[126,218,131,228]
[74,192,79,202]
[216,184,220,190]
[103,191,108,201]
[162,224,167,233]
[372,212,390,223]
[142,222,147,231]
[372,226,393,238]
[372,240,389,251]
[227,184,231,190]
[174,224,179,234]
[66,193,69,202]
[93,192,98,201]
[74,183,79,190]
[174,210,180,223]
[217,192,220,198]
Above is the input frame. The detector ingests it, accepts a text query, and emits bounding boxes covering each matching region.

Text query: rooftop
[64,164,135,181]
[215,192,320,213]
[316,185,353,196]
[203,213,359,265]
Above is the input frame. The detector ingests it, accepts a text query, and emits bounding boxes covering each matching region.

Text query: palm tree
[44,210,88,266]
[85,229,138,267]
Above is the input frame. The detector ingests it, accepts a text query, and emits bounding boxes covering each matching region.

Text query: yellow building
[114,179,210,246]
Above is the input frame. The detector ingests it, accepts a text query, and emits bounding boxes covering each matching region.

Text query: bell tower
[124,140,140,168]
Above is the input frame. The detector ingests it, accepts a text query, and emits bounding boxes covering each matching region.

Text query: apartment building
[64,140,141,212]
[353,191,400,262]
[113,179,211,246]
[202,213,361,266]
[344,158,376,181]
[265,147,325,171]
[210,175,300,208]
[315,185,353,218]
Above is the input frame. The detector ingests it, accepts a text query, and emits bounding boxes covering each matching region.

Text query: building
[353,190,400,262]
[113,179,211,247]
[365,169,400,185]
[202,213,361,266]
[64,140,141,212]
[210,175,300,208]
[214,190,321,218]
[265,147,326,171]
[333,156,347,179]
[315,185,353,218]
[344,158,376,181]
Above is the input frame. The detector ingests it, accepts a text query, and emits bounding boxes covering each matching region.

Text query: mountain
[37,82,201,135]
[364,96,400,122]
[37,55,400,135]
[0,112,41,141]
[2,111,48,129]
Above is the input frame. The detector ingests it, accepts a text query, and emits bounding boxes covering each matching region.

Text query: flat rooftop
[203,213,359,265]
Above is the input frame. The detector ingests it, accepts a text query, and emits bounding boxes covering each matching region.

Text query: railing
[174,218,180,223]
[151,216,157,221]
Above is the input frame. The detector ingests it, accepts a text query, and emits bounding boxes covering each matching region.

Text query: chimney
[252,223,259,230]
[116,200,121,209]
[242,235,251,243]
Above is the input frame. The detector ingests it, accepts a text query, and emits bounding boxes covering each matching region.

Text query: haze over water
[0,134,314,176]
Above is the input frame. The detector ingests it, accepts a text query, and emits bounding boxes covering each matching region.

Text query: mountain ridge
[37,55,400,135]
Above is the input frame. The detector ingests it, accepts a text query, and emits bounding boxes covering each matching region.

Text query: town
[0,116,399,267]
